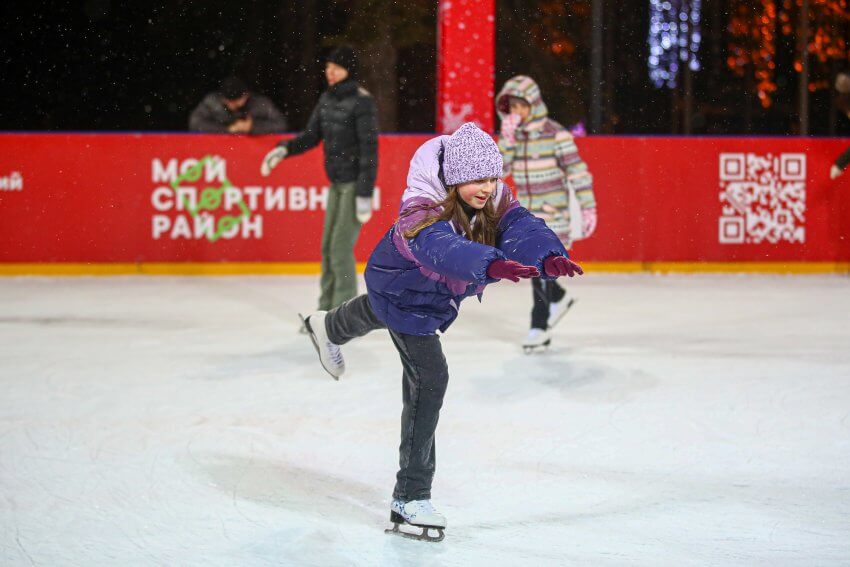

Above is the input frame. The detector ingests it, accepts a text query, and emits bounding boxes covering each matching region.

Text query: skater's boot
[391,499,446,528]
[300,311,345,379]
[522,328,551,354]
[386,499,446,542]
[547,291,576,330]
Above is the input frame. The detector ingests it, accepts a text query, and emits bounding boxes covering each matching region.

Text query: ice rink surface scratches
[1,274,848,566]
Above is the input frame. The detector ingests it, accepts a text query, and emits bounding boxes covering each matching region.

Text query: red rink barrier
[1,133,849,271]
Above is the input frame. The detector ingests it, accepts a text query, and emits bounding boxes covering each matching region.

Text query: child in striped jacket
[496,75,597,352]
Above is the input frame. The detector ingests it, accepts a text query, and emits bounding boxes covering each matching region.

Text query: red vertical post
[436,0,496,134]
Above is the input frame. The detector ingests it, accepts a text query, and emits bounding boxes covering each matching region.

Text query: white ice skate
[385,499,446,542]
[299,311,345,380]
[522,328,551,354]
[547,292,576,330]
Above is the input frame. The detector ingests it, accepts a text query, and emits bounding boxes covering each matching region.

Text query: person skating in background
[261,46,378,312]
[830,71,850,180]
[496,75,597,353]
[299,123,582,541]
[189,76,287,134]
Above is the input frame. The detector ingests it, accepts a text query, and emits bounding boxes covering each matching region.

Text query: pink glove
[543,255,584,278]
[487,259,540,282]
[500,113,521,146]
[582,208,597,237]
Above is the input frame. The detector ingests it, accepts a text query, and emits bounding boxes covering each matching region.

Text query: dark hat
[327,46,358,77]
[220,76,249,100]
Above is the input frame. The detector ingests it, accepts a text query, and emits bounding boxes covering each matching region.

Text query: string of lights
[648,0,702,88]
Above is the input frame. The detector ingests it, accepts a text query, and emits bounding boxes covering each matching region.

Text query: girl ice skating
[300,122,582,541]
[496,75,597,352]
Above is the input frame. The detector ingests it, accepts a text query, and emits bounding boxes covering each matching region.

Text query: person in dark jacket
[261,46,379,311]
[299,123,583,539]
[189,76,287,134]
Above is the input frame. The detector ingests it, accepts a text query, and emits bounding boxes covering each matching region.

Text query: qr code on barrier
[718,153,806,244]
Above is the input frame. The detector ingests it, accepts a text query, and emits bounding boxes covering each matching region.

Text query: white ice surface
[1,274,849,566]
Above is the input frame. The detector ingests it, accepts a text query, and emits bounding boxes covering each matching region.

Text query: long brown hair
[401,185,504,246]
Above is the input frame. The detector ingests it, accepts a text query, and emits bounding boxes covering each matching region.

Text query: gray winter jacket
[189,93,287,134]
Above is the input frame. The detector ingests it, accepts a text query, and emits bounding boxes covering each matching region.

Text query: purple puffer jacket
[364,135,569,336]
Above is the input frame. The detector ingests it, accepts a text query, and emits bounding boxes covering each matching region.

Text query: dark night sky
[1,1,848,135]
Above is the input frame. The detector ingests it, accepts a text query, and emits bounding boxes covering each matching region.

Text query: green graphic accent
[168,155,250,242]
[198,186,224,212]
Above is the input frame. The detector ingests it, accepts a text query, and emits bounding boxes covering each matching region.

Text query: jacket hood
[495,75,548,130]
[402,135,450,207]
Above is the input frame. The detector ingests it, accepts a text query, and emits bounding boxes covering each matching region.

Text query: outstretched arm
[408,221,506,284]
[282,100,323,155]
[494,187,572,278]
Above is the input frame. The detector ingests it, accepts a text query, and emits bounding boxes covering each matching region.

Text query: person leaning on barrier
[260,46,379,313]
[830,72,850,180]
[189,76,287,135]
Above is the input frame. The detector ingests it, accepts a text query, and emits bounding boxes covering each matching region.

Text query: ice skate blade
[548,297,576,329]
[523,339,551,354]
[385,522,445,543]
[298,313,339,381]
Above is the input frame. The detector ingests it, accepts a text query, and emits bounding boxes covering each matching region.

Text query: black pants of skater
[324,294,450,502]
[531,277,566,330]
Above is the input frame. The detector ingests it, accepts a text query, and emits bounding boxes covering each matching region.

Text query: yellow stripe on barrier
[0,261,848,276]
[0,262,330,276]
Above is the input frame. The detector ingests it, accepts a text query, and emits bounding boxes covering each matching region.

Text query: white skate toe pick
[299,311,345,379]
[385,499,446,542]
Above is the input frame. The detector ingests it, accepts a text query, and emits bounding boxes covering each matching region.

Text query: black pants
[324,294,450,502]
[530,277,566,330]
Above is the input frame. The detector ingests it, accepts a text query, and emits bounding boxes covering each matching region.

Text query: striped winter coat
[496,75,595,245]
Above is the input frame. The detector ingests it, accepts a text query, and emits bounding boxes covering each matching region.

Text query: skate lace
[328,343,343,365]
